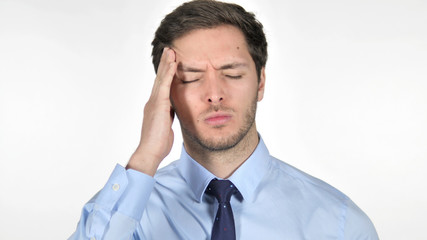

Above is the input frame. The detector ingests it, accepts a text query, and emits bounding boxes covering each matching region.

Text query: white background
[1,0,426,239]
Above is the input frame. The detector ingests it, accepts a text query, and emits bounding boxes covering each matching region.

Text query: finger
[158,57,177,94]
[166,49,176,79]
[151,49,176,98]
[156,48,176,86]
[156,48,170,75]
[157,47,175,78]
[166,47,176,62]
[150,48,173,93]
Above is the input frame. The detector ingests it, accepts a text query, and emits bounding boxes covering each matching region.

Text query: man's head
[151,0,267,80]
[152,0,268,153]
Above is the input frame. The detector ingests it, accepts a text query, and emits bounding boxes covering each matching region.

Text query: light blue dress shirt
[70,138,378,240]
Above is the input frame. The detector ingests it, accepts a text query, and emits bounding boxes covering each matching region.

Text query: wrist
[126,152,161,177]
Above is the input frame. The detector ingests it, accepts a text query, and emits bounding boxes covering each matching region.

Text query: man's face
[170,25,265,151]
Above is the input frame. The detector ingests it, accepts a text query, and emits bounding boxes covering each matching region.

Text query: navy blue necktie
[206,179,238,240]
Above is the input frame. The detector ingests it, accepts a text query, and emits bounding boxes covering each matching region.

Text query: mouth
[204,112,232,126]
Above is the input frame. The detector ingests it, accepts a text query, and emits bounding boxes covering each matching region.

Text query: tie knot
[206,179,237,203]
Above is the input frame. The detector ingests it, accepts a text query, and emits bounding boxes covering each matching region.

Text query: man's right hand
[126,48,177,176]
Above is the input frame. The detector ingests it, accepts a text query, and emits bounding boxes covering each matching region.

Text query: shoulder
[341,198,379,239]
[270,156,347,201]
[269,157,378,239]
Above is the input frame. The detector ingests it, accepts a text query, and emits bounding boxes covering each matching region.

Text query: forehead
[171,25,253,69]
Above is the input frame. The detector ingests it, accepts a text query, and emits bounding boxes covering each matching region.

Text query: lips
[204,113,232,126]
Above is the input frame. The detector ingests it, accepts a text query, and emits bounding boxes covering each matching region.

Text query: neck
[183,124,259,179]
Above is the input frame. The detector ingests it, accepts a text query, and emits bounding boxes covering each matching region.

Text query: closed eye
[181,79,200,84]
[226,75,242,79]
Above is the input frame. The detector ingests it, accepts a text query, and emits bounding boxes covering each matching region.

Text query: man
[70,0,378,239]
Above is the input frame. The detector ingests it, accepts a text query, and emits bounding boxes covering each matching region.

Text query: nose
[208,96,223,103]
[203,72,224,104]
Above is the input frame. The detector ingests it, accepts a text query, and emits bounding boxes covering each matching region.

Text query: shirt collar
[178,136,271,203]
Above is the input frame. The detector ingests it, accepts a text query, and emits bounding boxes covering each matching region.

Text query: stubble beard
[180,95,258,152]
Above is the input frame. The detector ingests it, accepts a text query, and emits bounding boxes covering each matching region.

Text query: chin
[185,125,251,152]
[198,136,241,151]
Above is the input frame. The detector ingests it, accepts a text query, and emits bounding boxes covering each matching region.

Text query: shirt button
[112,183,120,191]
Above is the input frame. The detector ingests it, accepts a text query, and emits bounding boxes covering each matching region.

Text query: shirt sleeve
[69,164,155,240]
[341,198,379,240]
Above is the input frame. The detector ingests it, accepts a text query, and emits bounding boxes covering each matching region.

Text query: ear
[257,67,266,102]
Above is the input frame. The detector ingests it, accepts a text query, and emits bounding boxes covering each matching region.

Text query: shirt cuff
[95,164,156,221]
[116,167,155,220]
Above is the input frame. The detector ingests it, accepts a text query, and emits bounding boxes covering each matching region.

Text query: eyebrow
[218,62,248,70]
[177,62,248,72]
[177,64,204,73]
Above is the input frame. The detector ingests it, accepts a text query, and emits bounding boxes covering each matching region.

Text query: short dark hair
[151,0,268,80]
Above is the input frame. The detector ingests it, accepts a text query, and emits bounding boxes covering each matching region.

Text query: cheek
[233,81,258,99]
[171,86,189,105]
[171,85,199,117]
